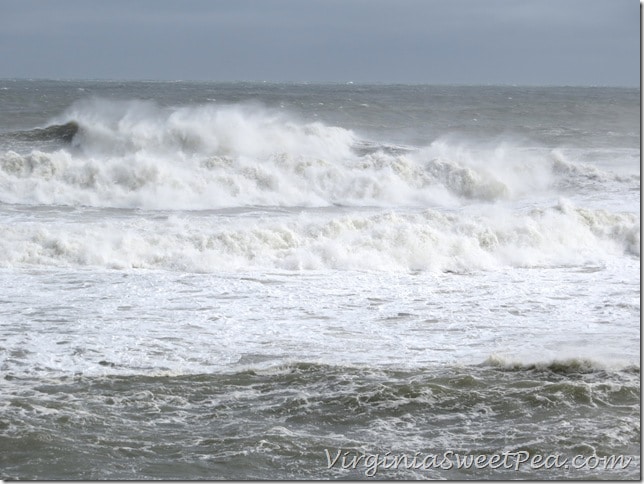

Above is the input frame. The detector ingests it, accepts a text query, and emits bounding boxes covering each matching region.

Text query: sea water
[0,80,639,479]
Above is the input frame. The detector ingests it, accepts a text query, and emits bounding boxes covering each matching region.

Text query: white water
[1,99,637,210]
[0,99,638,275]
[0,84,640,480]
[0,201,638,273]
[0,96,639,370]
[0,89,638,372]
[1,261,639,380]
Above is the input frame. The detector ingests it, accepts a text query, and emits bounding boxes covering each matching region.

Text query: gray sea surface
[0,80,639,479]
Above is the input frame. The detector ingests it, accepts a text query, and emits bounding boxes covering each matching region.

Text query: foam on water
[1,259,639,380]
[0,201,638,272]
[1,360,638,480]
[0,99,637,210]
[0,85,639,480]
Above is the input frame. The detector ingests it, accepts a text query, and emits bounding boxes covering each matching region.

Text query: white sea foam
[0,99,635,210]
[0,201,637,272]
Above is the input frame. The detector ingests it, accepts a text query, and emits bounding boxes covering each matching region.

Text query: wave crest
[2,121,79,144]
[0,202,637,272]
[0,99,636,210]
[482,355,640,374]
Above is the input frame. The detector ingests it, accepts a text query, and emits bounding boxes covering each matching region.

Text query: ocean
[0,80,639,479]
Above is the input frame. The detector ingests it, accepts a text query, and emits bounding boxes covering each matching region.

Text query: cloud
[0,0,638,85]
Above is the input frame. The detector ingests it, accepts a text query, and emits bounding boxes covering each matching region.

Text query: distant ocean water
[0,80,639,480]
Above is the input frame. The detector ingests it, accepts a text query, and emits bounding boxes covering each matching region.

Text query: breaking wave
[482,355,640,374]
[0,98,635,209]
[0,201,638,272]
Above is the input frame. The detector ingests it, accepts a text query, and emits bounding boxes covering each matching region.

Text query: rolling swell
[1,362,639,479]
[3,121,79,144]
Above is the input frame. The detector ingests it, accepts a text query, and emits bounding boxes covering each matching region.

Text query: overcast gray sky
[0,0,639,85]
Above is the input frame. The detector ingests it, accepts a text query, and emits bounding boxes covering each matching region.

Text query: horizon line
[0,77,638,89]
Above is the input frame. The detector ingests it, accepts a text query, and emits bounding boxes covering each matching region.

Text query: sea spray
[0,99,636,210]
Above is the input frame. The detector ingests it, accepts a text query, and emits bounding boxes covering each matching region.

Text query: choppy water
[0,80,640,479]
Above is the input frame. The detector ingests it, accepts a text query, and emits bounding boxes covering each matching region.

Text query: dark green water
[1,362,639,480]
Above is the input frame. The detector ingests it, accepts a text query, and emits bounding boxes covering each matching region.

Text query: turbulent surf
[0,80,639,480]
